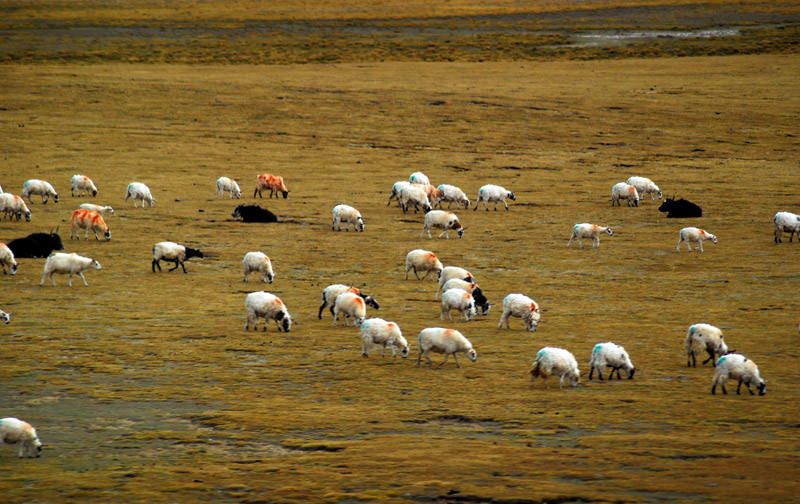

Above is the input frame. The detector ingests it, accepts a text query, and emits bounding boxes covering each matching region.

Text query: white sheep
[440,288,477,322]
[360,318,409,358]
[216,176,242,199]
[70,174,97,197]
[435,266,475,300]
[498,293,540,332]
[0,417,43,458]
[435,184,470,209]
[416,327,477,369]
[0,193,32,221]
[152,241,204,273]
[405,249,443,281]
[242,251,274,283]
[626,176,662,201]
[399,184,432,214]
[529,347,580,388]
[40,252,101,287]
[409,171,430,185]
[474,184,516,211]
[244,291,292,332]
[318,284,379,319]
[387,181,411,207]
[0,242,18,275]
[589,342,635,381]
[611,182,639,207]
[567,223,613,249]
[124,182,155,208]
[333,291,368,327]
[773,211,800,243]
[677,227,717,252]
[421,210,465,240]
[685,323,728,368]
[711,353,766,396]
[78,203,114,215]
[0,310,8,324]
[331,204,364,232]
[442,278,476,293]
[21,179,59,204]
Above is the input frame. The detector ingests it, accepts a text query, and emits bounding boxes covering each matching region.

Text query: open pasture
[1,54,799,502]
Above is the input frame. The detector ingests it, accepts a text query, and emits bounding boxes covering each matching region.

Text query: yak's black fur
[7,231,65,258]
[232,205,278,223]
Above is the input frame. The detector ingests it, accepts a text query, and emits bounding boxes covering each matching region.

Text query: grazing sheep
[409,172,430,185]
[498,293,540,332]
[70,175,98,197]
[611,182,639,207]
[70,209,111,241]
[124,182,154,208]
[474,184,516,211]
[658,196,702,218]
[0,193,32,221]
[416,327,477,369]
[333,292,368,327]
[399,185,432,214]
[773,211,800,243]
[7,230,64,258]
[318,284,379,320]
[626,176,662,202]
[440,288,477,322]
[685,323,728,368]
[40,252,101,287]
[677,227,717,252]
[216,177,242,199]
[711,354,766,396]
[435,184,470,209]
[332,204,364,232]
[0,242,18,275]
[405,249,444,281]
[442,279,490,316]
[21,179,59,204]
[245,291,292,332]
[589,342,635,381]
[530,347,580,388]
[232,204,278,223]
[421,210,465,239]
[414,184,443,205]
[0,417,43,458]
[152,241,204,273]
[242,251,274,283]
[567,223,613,249]
[360,318,409,358]
[435,266,475,300]
[254,174,289,199]
[0,310,8,324]
[387,181,409,207]
[78,203,114,216]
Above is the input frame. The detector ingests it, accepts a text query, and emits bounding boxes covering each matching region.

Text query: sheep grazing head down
[277,311,292,332]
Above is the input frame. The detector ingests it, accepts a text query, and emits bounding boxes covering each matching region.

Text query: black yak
[659,196,702,218]
[232,205,278,223]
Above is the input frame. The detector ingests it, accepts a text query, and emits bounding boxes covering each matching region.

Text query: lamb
[254,173,289,199]
[589,342,635,380]
[70,174,98,197]
[567,223,613,249]
[474,184,516,211]
[244,291,292,332]
[442,279,490,315]
[124,182,154,208]
[399,185,432,214]
[232,204,278,223]
[685,323,728,368]
[611,182,639,207]
[78,203,114,216]
[405,249,444,281]
[242,251,274,283]
[409,172,430,185]
[440,288,477,322]
[529,347,580,388]
[0,310,8,324]
[773,211,800,243]
[333,292,368,327]
[332,204,364,232]
[435,184,470,209]
[21,179,59,204]
[318,284,379,320]
[40,252,101,287]
[677,227,717,252]
[70,209,111,241]
[360,318,409,358]
[152,241,204,273]
[216,177,242,199]
[421,210,464,239]
[711,353,766,396]
[416,327,477,369]
[0,242,18,275]
[498,293,540,332]
[435,266,475,300]
[0,193,32,221]
[626,176,662,202]
[0,417,43,458]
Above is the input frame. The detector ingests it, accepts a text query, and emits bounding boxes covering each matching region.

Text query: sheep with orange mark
[216,177,242,199]
[409,172,430,185]
[21,179,59,204]
[440,288,477,322]
[474,184,516,211]
[125,182,154,208]
[70,209,111,241]
[435,266,475,300]
[333,292,368,327]
[530,347,580,388]
[442,279,490,315]
[245,291,292,332]
[498,293,540,332]
[332,204,364,232]
[399,184,432,214]
[416,327,477,369]
[773,211,800,243]
[0,242,18,275]
[414,184,443,206]
[0,193,32,221]
[436,184,470,209]
[421,210,464,239]
[254,173,289,199]
[360,318,409,358]
[0,417,43,458]
[711,353,766,396]
[567,223,613,249]
[626,176,662,202]
[242,251,274,283]
[685,323,728,368]
[318,284,379,320]
[405,249,443,281]
[70,174,97,197]
[677,227,717,252]
[78,203,114,216]
[611,182,639,207]
[40,252,101,287]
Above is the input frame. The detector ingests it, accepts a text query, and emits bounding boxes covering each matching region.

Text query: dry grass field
[2,2,800,503]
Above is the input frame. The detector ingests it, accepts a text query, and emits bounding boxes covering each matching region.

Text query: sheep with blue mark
[712,354,766,396]
[589,342,635,381]
[530,347,580,388]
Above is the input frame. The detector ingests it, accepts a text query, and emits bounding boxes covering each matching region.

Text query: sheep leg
[152,259,161,272]
[437,354,450,369]
[677,238,684,251]
[689,351,696,368]
[498,312,508,329]
[567,235,574,248]
[698,241,704,252]
[702,349,716,367]
[318,301,328,319]
[503,200,509,210]
[168,260,180,272]
[67,273,74,287]
[438,229,449,239]
[78,272,89,287]
[577,238,584,249]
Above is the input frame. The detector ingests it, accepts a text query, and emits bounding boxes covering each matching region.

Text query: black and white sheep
[685,323,728,368]
[40,252,101,287]
[318,284,379,320]
[399,185,432,214]
[416,327,477,369]
[0,242,18,275]
[0,310,9,324]
[440,288,477,322]
[442,279,490,315]
[711,353,766,396]
[245,291,292,332]
[589,342,635,381]
[435,266,475,300]
[152,241,204,273]
[421,210,464,239]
